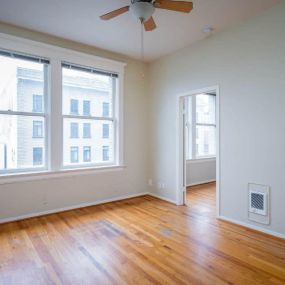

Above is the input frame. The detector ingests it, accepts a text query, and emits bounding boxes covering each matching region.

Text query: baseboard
[0,192,149,224]
[218,215,285,240]
[148,193,177,205]
[187,179,216,187]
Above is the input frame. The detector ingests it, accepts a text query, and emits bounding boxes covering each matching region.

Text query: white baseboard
[187,179,216,187]
[148,193,177,205]
[0,192,149,224]
[218,215,285,240]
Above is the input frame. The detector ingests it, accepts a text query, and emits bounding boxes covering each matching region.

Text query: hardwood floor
[0,184,285,285]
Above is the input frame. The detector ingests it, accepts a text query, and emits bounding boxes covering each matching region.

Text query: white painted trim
[187,179,216,187]
[176,85,220,214]
[218,215,285,240]
[148,193,177,205]
[0,192,149,224]
[0,165,126,185]
[0,32,125,178]
[186,158,216,164]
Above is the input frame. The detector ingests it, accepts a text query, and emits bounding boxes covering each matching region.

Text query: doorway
[176,86,220,217]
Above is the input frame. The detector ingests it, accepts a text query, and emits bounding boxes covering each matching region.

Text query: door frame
[176,85,220,217]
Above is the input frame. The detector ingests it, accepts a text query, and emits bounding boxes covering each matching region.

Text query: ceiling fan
[100,0,193,31]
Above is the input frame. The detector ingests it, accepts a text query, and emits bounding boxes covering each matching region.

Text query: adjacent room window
[33,147,43,166]
[70,99,79,115]
[83,123,91,138]
[102,123,109,139]
[62,62,116,167]
[102,146,109,161]
[83,100,91,116]
[70,122,79,138]
[33,121,43,138]
[0,50,48,173]
[186,93,216,159]
[70,147,79,163]
[83,146,91,162]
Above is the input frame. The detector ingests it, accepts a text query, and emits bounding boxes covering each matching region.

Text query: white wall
[148,2,285,236]
[0,24,149,221]
[186,159,216,186]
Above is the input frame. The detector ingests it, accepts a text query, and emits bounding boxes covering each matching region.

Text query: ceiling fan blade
[100,6,129,20]
[154,0,193,13]
[144,17,156,31]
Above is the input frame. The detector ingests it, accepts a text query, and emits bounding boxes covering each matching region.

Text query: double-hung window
[62,62,117,167]
[186,93,216,160]
[0,50,49,173]
[0,42,123,177]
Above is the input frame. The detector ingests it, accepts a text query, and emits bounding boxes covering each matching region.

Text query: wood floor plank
[0,182,284,285]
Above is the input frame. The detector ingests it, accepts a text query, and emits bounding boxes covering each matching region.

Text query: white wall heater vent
[248,183,270,224]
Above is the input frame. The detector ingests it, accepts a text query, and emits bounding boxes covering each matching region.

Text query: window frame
[0,33,125,180]
[0,53,49,175]
[186,94,216,161]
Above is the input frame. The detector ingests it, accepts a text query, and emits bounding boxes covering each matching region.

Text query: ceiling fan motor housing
[130,0,155,22]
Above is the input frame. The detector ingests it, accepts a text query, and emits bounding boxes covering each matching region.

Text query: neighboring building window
[102,102,109,117]
[33,147,43,166]
[83,100,91,116]
[33,94,43,112]
[102,146,109,161]
[0,51,48,173]
[62,63,117,167]
[33,121,43,138]
[70,122,79,138]
[102,124,109,139]
[83,123,91,138]
[83,146,91,162]
[186,94,216,159]
[70,147,79,163]
[70,99,79,115]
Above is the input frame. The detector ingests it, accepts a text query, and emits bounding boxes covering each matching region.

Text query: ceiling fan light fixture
[129,1,155,22]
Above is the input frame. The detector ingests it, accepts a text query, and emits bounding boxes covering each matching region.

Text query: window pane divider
[0,110,46,117]
[63,114,114,121]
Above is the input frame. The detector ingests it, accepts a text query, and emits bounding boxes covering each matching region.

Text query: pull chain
[140,18,144,62]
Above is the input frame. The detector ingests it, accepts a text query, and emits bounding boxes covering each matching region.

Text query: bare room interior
[0,0,284,284]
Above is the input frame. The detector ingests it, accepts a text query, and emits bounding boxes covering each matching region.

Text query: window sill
[0,165,126,185]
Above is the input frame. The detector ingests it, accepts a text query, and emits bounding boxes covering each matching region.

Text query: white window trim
[186,93,216,161]
[0,32,126,182]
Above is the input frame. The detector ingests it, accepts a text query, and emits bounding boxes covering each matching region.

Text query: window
[102,146,109,161]
[70,147,79,163]
[33,147,43,166]
[70,122,79,138]
[0,50,48,173]
[102,102,110,117]
[33,95,43,112]
[33,121,43,138]
[83,123,91,138]
[83,100,90,116]
[102,124,109,139]
[70,99,79,115]
[0,43,123,177]
[83,146,91,162]
[186,94,216,159]
[62,63,116,167]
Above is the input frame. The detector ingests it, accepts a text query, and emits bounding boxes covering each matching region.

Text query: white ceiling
[0,0,281,61]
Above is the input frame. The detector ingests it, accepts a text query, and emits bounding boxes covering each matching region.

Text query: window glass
[83,146,91,162]
[196,125,216,158]
[83,123,91,138]
[70,122,79,138]
[70,147,79,163]
[0,54,47,173]
[70,99,79,115]
[102,146,109,161]
[196,94,215,124]
[83,100,90,116]
[102,124,109,139]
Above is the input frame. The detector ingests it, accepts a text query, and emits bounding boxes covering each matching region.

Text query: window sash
[186,94,216,160]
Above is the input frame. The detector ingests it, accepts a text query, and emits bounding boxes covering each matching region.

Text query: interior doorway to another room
[177,86,219,216]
